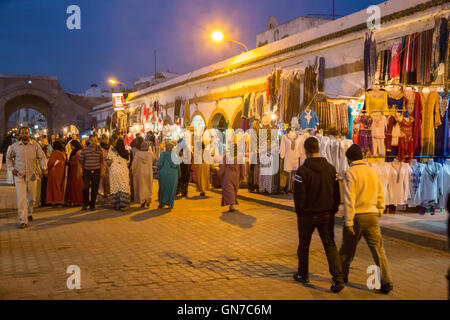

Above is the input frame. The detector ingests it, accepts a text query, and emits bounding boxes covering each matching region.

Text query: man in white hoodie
[339,144,393,294]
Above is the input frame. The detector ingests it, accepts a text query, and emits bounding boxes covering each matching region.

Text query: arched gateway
[0,74,109,142]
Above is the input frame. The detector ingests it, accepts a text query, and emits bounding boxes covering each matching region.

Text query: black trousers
[82,169,100,208]
[297,212,344,283]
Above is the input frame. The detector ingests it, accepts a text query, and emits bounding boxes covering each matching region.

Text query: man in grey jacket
[6,127,47,228]
[339,144,393,294]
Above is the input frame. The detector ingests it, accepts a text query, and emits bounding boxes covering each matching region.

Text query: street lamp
[108,78,129,86]
[210,30,249,53]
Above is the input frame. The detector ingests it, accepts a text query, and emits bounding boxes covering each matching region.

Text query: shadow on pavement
[187,195,212,200]
[130,208,171,221]
[26,206,137,231]
[219,210,256,228]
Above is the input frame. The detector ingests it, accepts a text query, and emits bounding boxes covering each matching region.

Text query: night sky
[0,0,384,93]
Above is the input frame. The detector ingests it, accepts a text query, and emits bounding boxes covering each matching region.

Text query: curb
[209,188,449,252]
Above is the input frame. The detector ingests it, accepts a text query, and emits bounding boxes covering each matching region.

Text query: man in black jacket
[293,137,344,293]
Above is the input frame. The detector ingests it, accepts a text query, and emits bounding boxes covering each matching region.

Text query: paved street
[0,184,448,300]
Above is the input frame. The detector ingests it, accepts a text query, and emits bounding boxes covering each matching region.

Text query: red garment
[390,43,401,79]
[385,115,398,152]
[65,150,84,205]
[46,150,66,204]
[412,92,422,156]
[398,118,414,162]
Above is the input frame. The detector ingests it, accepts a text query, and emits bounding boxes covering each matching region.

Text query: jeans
[82,169,100,208]
[297,213,344,283]
[339,213,392,286]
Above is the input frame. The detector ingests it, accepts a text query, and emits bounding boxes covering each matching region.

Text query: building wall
[110,0,448,132]
[256,16,331,47]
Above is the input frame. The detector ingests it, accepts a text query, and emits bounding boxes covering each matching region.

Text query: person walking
[79,135,103,211]
[107,138,131,211]
[218,144,245,212]
[64,139,84,206]
[157,142,180,209]
[45,140,67,207]
[176,142,191,198]
[6,127,47,228]
[292,137,344,293]
[131,141,154,208]
[339,144,393,294]
[194,142,210,197]
[99,134,111,201]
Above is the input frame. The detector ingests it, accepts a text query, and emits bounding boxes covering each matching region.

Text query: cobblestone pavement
[0,184,448,300]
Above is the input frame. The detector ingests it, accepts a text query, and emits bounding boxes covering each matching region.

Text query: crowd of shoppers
[5,126,441,296]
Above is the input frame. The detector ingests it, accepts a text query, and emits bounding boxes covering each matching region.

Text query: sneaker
[330,281,345,293]
[140,202,146,208]
[28,215,33,222]
[19,223,27,229]
[380,283,394,294]
[293,273,309,283]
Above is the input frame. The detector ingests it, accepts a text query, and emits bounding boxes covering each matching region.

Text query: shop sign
[112,93,124,110]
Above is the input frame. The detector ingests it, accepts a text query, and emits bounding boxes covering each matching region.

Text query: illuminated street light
[210,30,248,53]
[108,78,129,86]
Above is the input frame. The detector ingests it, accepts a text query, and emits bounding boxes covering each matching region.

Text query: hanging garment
[371,112,386,155]
[365,90,388,114]
[369,160,391,206]
[398,117,414,163]
[387,93,405,112]
[435,93,449,158]
[358,115,373,155]
[407,161,425,207]
[317,136,331,163]
[439,160,450,208]
[421,161,443,206]
[386,160,412,206]
[338,139,353,177]
[385,114,401,152]
[280,132,304,171]
[390,42,402,79]
[431,18,449,81]
[364,30,377,90]
[299,109,319,130]
[420,91,441,157]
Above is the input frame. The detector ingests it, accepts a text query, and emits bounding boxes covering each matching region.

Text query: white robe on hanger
[407,161,425,207]
[369,160,391,206]
[440,161,450,209]
[421,162,443,205]
[280,133,304,172]
[386,160,411,206]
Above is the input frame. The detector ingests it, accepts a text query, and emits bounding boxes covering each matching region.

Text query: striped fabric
[79,146,103,170]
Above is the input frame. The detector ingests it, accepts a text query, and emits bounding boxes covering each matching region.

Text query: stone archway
[3,93,54,136]
[208,108,229,130]
[231,105,243,130]
[0,74,110,144]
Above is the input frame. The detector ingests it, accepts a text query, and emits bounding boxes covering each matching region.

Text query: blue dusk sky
[0,0,384,93]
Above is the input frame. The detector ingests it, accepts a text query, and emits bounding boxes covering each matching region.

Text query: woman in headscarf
[157,141,180,209]
[218,143,245,212]
[99,134,111,201]
[106,138,131,211]
[64,139,84,206]
[131,141,154,208]
[46,140,67,207]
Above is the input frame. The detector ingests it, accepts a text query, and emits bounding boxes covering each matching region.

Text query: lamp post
[211,30,248,53]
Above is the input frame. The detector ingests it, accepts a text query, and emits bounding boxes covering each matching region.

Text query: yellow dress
[420,91,441,157]
[194,163,210,193]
